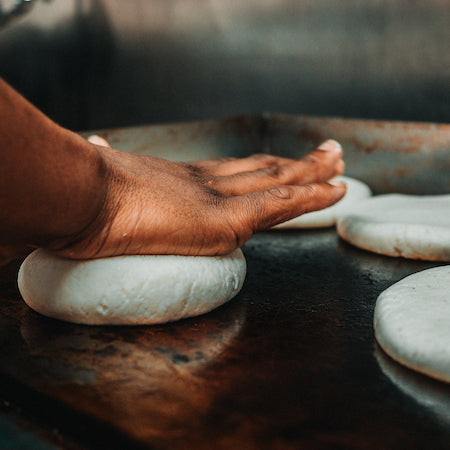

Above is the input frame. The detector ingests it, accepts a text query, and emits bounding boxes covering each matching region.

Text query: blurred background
[0,0,449,131]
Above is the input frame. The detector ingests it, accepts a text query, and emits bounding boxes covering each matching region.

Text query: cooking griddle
[0,114,449,449]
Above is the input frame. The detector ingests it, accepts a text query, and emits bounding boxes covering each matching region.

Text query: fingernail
[329,179,346,188]
[318,139,342,152]
[87,135,105,145]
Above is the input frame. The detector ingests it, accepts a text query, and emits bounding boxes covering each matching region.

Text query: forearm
[0,79,106,247]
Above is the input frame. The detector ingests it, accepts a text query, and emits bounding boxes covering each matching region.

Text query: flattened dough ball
[274,176,372,229]
[337,194,450,261]
[374,265,450,383]
[18,248,246,325]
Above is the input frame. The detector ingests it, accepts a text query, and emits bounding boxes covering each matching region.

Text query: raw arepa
[18,248,246,325]
[274,176,372,229]
[374,265,450,383]
[337,194,450,261]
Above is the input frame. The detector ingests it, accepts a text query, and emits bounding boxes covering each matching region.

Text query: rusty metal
[82,113,450,194]
[82,115,265,162]
[265,114,450,194]
[1,115,450,448]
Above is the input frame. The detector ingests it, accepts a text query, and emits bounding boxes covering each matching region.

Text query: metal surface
[1,0,449,130]
[0,232,449,449]
[1,115,450,448]
[83,113,450,194]
[266,114,450,194]
[0,0,36,27]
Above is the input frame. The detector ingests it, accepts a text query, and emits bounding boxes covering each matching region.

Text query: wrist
[43,130,110,251]
[0,79,108,251]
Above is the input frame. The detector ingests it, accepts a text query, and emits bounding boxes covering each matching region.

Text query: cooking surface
[1,231,449,449]
[1,115,449,448]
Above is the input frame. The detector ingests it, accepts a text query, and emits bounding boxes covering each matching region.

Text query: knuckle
[183,163,204,176]
[302,153,321,165]
[301,183,319,197]
[252,153,278,164]
[201,177,216,188]
[267,186,293,200]
[263,164,289,181]
[301,150,344,181]
[215,157,237,164]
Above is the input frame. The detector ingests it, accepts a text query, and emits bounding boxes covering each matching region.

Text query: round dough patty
[274,176,372,229]
[374,265,450,383]
[337,194,450,261]
[18,248,246,325]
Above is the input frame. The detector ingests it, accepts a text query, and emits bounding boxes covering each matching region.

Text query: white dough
[337,194,450,261]
[18,248,246,325]
[274,176,372,229]
[374,265,450,383]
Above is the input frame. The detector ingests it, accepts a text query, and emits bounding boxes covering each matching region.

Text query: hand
[50,137,345,258]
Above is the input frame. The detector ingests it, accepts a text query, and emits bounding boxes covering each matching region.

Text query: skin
[0,78,346,259]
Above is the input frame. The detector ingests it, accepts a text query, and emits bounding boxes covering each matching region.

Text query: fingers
[87,135,111,148]
[192,139,343,178]
[208,140,344,196]
[192,153,298,176]
[224,181,347,238]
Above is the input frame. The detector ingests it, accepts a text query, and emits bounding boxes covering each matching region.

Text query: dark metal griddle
[0,114,449,449]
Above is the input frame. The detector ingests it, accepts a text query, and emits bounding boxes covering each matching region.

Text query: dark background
[1,0,449,131]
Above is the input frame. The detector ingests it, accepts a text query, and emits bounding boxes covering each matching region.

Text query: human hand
[50,136,346,259]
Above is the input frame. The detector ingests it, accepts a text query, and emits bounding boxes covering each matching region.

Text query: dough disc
[337,194,450,261]
[18,248,246,325]
[274,176,372,229]
[374,265,450,383]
